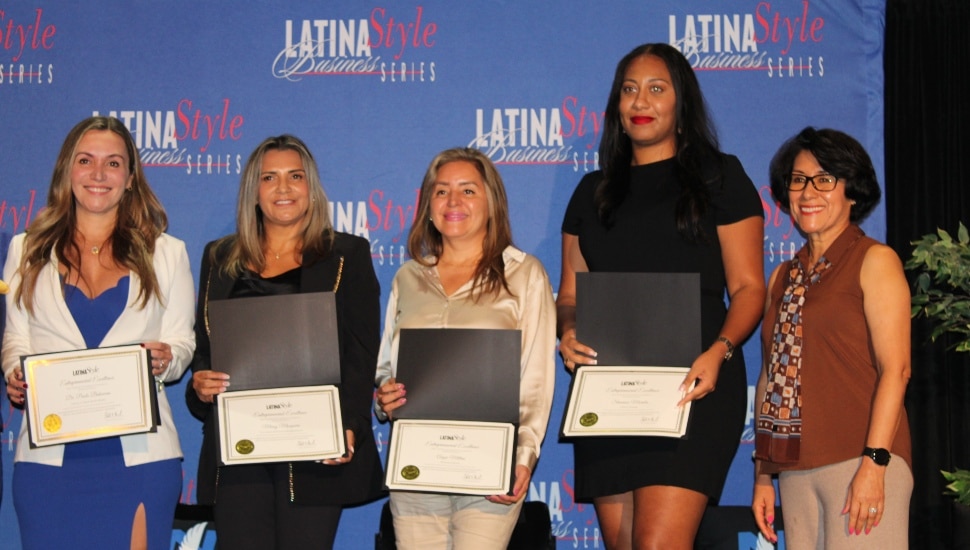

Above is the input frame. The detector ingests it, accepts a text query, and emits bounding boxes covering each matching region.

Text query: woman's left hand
[142,341,173,377]
[842,459,886,535]
[677,347,722,406]
[487,465,531,505]
[321,429,355,466]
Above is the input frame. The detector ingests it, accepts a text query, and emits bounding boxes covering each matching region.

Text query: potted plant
[906,222,970,505]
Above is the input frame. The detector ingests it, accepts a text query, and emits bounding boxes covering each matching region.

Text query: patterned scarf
[754,254,831,464]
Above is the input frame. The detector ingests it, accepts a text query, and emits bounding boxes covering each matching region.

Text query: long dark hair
[596,43,722,241]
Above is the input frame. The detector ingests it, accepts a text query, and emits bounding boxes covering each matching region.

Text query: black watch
[862,447,891,466]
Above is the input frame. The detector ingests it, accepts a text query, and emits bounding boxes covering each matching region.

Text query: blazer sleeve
[185,241,217,421]
[334,236,382,444]
[155,236,196,383]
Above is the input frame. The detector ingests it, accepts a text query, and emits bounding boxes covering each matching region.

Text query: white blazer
[2,232,196,467]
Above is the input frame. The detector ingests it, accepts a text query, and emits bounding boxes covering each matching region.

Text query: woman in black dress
[556,43,766,549]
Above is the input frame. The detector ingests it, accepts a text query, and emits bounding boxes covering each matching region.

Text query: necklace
[266,239,301,261]
[83,236,108,255]
[266,246,296,260]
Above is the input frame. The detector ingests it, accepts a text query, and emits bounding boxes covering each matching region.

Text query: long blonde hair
[213,135,333,276]
[14,116,167,313]
[408,147,513,299]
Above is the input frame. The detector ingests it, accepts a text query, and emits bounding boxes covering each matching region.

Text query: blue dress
[13,277,182,550]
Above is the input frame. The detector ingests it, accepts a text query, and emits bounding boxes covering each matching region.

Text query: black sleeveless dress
[561,155,762,502]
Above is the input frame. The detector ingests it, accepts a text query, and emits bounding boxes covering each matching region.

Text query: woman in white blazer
[2,116,195,550]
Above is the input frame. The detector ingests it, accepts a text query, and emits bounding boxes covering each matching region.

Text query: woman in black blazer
[186,135,383,550]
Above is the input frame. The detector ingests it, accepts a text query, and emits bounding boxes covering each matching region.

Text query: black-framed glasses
[787,174,839,192]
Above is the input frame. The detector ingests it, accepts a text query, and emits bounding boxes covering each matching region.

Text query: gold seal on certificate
[562,366,692,438]
[43,414,62,433]
[385,419,515,495]
[23,344,159,448]
[215,385,346,466]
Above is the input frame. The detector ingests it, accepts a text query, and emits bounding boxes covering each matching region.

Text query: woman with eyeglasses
[752,127,912,548]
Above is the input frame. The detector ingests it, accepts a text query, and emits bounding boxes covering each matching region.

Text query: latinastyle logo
[0,7,55,86]
[668,1,827,79]
[365,187,420,268]
[93,98,246,177]
[470,97,604,172]
[530,474,602,548]
[328,198,371,241]
[273,6,437,84]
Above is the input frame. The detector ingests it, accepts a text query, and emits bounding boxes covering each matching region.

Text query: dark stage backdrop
[0,1,887,548]
[886,0,970,548]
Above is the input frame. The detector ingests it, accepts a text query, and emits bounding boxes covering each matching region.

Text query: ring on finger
[868,506,878,515]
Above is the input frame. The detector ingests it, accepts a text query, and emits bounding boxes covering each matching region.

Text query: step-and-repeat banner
[0,1,885,548]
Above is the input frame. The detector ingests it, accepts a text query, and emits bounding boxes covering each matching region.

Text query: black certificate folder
[394,328,521,423]
[576,272,701,366]
[208,292,341,391]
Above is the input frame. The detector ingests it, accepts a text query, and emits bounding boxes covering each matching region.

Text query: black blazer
[186,231,384,506]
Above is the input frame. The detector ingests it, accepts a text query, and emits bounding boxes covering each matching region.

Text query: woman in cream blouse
[375,147,556,549]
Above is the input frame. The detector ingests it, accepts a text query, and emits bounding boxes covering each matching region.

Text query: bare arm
[680,216,766,403]
[556,233,597,372]
[843,244,911,535]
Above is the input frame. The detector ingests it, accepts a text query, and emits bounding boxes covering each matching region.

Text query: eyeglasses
[787,174,840,192]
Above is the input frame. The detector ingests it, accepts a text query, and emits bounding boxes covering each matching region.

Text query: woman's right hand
[752,473,778,543]
[376,377,406,419]
[192,370,230,403]
[558,328,597,373]
[6,366,26,406]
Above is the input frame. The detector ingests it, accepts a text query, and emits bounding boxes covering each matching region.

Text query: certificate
[385,419,515,495]
[215,385,345,465]
[23,345,159,448]
[561,366,692,437]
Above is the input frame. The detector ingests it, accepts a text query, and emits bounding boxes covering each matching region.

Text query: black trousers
[214,462,342,550]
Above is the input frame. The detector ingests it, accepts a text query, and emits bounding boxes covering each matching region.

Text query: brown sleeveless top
[759,225,912,474]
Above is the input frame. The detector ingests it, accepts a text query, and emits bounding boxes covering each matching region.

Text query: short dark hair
[768,127,881,222]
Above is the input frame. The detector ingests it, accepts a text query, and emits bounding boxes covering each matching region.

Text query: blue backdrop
[0,1,885,548]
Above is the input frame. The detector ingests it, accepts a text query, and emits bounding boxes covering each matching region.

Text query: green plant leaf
[942,469,970,506]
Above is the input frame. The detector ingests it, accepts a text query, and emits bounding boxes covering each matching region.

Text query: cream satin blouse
[375,246,556,471]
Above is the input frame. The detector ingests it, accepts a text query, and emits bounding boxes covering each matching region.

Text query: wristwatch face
[865,447,891,466]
